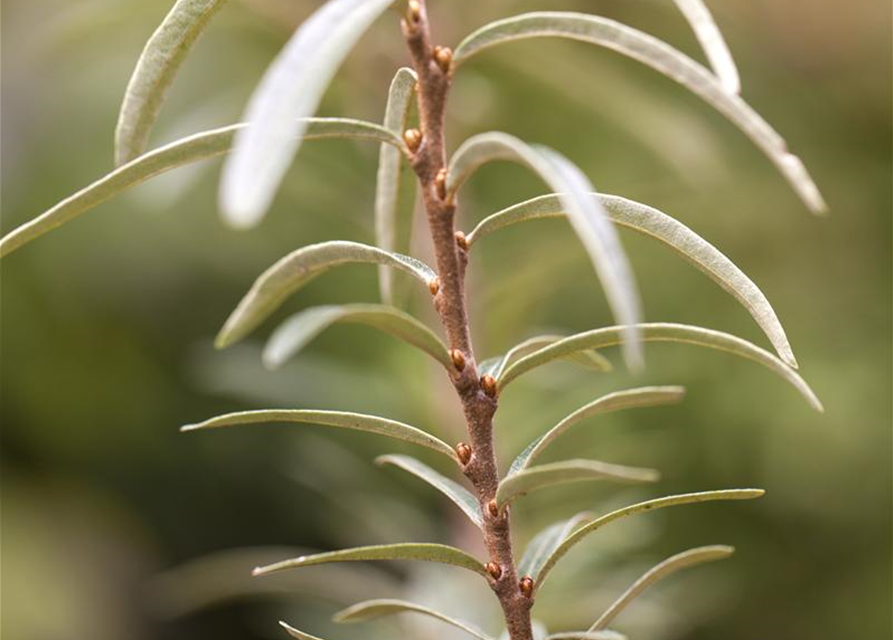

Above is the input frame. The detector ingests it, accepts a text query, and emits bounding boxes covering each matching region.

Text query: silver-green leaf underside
[452,12,826,214]
[498,323,822,412]
[672,0,739,94]
[334,598,495,640]
[466,193,798,368]
[279,622,329,640]
[0,118,402,259]
[447,133,642,369]
[518,512,592,581]
[181,409,457,462]
[376,454,484,529]
[376,67,419,305]
[216,241,437,349]
[479,334,612,380]
[263,304,450,370]
[115,0,227,165]
[252,543,487,578]
[220,0,396,228]
[509,386,686,476]
[534,489,763,590]
[495,459,659,509]
[589,545,734,631]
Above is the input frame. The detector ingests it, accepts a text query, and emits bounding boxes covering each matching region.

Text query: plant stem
[402,3,534,639]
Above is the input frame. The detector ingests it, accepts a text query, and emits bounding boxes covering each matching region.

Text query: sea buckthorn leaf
[181,409,457,462]
[467,194,799,368]
[252,543,488,578]
[376,67,419,305]
[479,334,612,380]
[508,386,686,476]
[589,545,734,631]
[497,323,822,411]
[0,118,402,259]
[115,0,228,165]
[546,633,626,640]
[672,0,739,94]
[518,512,592,582]
[447,133,643,369]
[452,12,826,214]
[495,459,659,509]
[215,241,437,349]
[220,0,397,228]
[334,598,495,640]
[534,489,763,590]
[278,622,329,640]
[263,304,450,370]
[375,454,484,529]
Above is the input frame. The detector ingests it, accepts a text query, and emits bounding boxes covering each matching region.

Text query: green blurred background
[2,0,890,638]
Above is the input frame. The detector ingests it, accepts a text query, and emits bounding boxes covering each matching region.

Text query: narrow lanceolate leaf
[535,489,763,590]
[376,68,419,304]
[518,513,591,581]
[215,241,437,349]
[452,13,826,214]
[509,386,686,476]
[252,543,487,578]
[115,0,227,165]
[447,133,643,369]
[181,409,457,462]
[466,193,799,368]
[220,0,396,228]
[479,334,612,380]
[498,323,823,412]
[376,455,484,529]
[0,118,403,259]
[263,304,450,370]
[673,0,740,94]
[279,622,329,640]
[495,459,659,509]
[589,546,734,630]
[335,599,495,640]
[546,633,626,640]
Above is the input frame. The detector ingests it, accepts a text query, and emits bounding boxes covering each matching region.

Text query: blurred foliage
[1,0,890,639]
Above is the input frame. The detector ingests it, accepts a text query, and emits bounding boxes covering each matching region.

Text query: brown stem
[401,3,534,639]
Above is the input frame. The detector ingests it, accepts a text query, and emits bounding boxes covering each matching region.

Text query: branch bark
[402,3,534,639]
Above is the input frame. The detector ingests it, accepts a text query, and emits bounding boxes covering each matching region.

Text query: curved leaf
[466,193,799,368]
[180,409,457,462]
[452,12,826,214]
[509,386,686,476]
[0,118,402,258]
[479,334,612,379]
[263,304,450,370]
[497,323,823,412]
[447,133,642,368]
[376,67,419,304]
[115,0,227,165]
[589,545,734,630]
[279,622,329,640]
[495,459,659,509]
[216,241,437,349]
[672,0,739,94]
[535,489,763,589]
[334,598,495,640]
[252,543,487,578]
[376,455,483,529]
[547,633,626,640]
[220,0,396,227]
[518,512,592,580]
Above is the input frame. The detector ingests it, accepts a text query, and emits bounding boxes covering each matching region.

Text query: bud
[428,277,440,296]
[480,374,497,398]
[433,46,453,73]
[456,442,472,465]
[403,128,422,153]
[450,349,466,371]
[519,576,535,598]
[487,499,499,517]
[485,562,502,580]
[454,230,468,251]
[406,0,421,23]
[434,169,447,200]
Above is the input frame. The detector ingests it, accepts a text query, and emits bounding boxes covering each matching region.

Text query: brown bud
[406,0,421,23]
[519,576,535,598]
[403,128,422,153]
[480,374,498,398]
[428,277,440,296]
[485,562,502,580]
[433,46,453,73]
[454,230,468,251]
[455,442,472,465]
[434,169,447,200]
[487,499,499,518]
[450,349,466,371]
